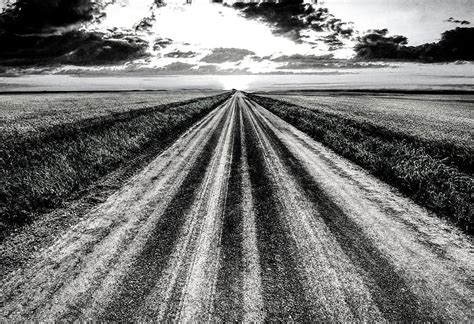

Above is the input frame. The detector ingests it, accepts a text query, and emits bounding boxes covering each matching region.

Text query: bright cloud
[81,0,356,73]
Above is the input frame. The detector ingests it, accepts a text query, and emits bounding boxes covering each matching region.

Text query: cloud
[134,15,156,32]
[276,61,385,70]
[0,0,100,34]
[79,63,248,75]
[446,17,471,25]
[271,53,384,69]
[165,50,198,58]
[193,65,220,74]
[323,33,345,50]
[153,38,173,51]
[272,54,334,63]
[233,3,307,40]
[0,31,149,66]
[0,0,151,67]
[201,48,255,63]
[354,27,474,62]
[233,3,354,47]
[157,62,196,73]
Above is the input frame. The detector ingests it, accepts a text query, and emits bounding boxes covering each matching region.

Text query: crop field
[249,92,473,233]
[0,90,223,140]
[259,92,474,146]
[0,91,230,237]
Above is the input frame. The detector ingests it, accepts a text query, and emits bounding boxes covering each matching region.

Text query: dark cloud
[0,0,100,34]
[0,31,149,67]
[354,27,474,62]
[134,1,165,32]
[271,53,377,69]
[153,38,173,51]
[321,33,345,51]
[233,2,308,41]
[193,65,220,74]
[272,54,334,63]
[276,61,384,70]
[446,17,471,25]
[165,50,198,58]
[276,62,334,69]
[233,3,353,46]
[0,0,150,67]
[158,62,196,72]
[134,15,156,32]
[250,55,272,62]
[201,48,255,63]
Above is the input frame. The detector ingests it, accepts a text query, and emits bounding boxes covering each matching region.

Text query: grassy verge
[1,92,231,237]
[248,93,473,234]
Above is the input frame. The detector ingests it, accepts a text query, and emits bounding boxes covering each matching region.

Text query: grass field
[261,92,474,146]
[250,92,473,233]
[0,90,222,141]
[0,91,231,238]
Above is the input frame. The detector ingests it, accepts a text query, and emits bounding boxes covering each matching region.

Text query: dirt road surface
[1,92,473,321]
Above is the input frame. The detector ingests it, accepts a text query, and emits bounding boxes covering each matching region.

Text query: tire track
[97,98,235,321]
[243,96,386,321]
[165,95,236,322]
[242,97,317,321]
[212,102,266,322]
[212,101,244,321]
[238,106,265,323]
[243,97,431,320]
[113,94,238,322]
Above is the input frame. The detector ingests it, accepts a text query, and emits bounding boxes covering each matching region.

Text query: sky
[86,0,474,48]
[97,0,314,57]
[325,0,473,45]
[1,1,472,44]
[2,63,473,91]
[0,0,473,75]
[2,0,471,45]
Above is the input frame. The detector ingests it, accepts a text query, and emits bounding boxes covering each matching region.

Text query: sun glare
[218,75,255,90]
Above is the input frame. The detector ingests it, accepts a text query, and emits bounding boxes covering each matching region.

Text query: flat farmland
[0,90,223,140]
[260,92,474,146]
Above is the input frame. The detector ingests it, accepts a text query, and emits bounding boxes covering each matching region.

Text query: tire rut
[212,102,244,321]
[98,98,235,321]
[160,95,237,321]
[241,98,316,321]
[243,97,435,321]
